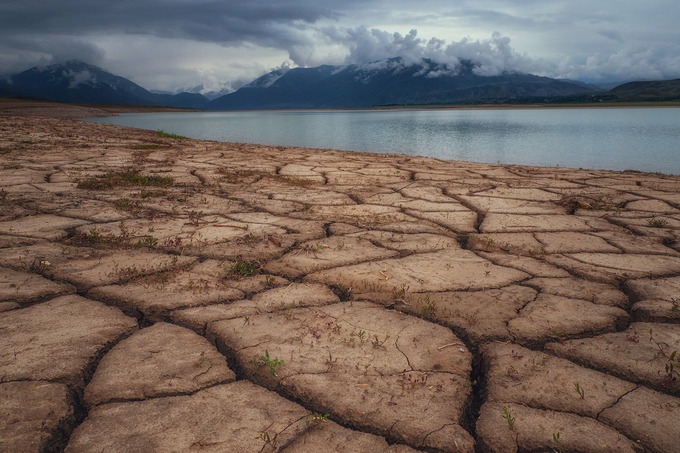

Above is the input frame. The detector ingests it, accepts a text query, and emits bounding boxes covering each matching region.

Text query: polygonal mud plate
[208,301,475,452]
[67,382,310,453]
[0,295,137,384]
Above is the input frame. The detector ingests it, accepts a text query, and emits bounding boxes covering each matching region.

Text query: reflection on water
[90,108,680,174]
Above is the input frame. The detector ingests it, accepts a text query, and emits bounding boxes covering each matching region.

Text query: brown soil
[1,99,680,452]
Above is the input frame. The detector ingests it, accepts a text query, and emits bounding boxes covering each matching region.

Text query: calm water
[90,108,680,174]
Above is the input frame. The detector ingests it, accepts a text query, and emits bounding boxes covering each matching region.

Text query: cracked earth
[1,101,680,452]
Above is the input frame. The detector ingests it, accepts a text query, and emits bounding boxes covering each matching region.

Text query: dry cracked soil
[1,100,680,452]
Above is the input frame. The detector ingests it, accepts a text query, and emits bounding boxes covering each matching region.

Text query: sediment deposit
[1,101,679,452]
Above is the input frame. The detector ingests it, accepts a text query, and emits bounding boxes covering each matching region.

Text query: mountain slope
[210,58,598,110]
[608,79,680,101]
[0,61,209,108]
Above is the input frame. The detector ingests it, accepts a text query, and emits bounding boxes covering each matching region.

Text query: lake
[89,107,680,174]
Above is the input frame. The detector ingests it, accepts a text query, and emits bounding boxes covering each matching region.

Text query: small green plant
[502,405,515,431]
[647,218,668,228]
[574,382,585,399]
[552,432,562,453]
[156,129,187,139]
[256,350,284,376]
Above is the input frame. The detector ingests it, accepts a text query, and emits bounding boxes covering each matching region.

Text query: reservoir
[90,107,680,174]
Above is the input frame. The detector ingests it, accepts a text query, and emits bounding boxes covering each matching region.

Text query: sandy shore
[1,100,679,452]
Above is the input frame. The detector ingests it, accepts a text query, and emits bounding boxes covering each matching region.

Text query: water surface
[90,107,680,174]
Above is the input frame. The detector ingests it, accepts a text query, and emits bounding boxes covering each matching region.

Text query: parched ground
[1,101,680,452]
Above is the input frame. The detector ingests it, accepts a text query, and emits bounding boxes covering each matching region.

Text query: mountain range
[1,59,678,110]
[0,60,208,108]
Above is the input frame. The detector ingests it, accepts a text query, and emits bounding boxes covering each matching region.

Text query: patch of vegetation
[135,235,158,248]
[131,143,168,150]
[68,226,131,247]
[226,258,261,277]
[113,197,140,212]
[156,129,187,139]
[77,169,174,190]
[647,217,668,228]
[217,168,316,187]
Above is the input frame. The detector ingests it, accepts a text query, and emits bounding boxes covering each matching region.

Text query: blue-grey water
[90,108,680,174]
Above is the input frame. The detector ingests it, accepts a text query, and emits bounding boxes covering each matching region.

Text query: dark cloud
[0,0,678,89]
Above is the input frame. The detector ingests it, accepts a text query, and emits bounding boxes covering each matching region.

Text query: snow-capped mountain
[209,57,599,110]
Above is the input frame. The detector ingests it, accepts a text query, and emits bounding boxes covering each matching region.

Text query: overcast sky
[1,0,678,92]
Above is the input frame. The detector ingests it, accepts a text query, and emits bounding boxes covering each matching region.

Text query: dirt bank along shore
[1,100,679,452]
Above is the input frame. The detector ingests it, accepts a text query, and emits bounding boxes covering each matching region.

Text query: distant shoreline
[2,97,680,119]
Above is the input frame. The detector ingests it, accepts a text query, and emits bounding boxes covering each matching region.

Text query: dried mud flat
[1,102,680,453]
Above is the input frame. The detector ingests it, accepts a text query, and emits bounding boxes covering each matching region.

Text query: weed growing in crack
[502,405,516,431]
[255,350,284,376]
[671,297,680,312]
[305,412,330,428]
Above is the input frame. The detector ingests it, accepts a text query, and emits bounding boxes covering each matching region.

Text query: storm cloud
[0,0,678,91]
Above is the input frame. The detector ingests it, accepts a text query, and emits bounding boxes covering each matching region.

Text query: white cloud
[66,69,96,89]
